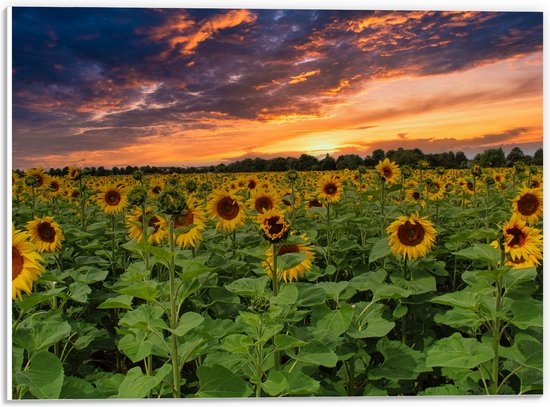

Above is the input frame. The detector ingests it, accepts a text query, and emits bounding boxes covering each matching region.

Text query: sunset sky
[11,8,543,169]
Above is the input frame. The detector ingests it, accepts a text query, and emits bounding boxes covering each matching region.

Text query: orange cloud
[289,69,321,84]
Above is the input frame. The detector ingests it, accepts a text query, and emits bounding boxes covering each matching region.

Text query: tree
[319,154,336,170]
[454,151,468,168]
[296,154,318,171]
[506,147,525,167]
[372,149,385,162]
[533,148,543,166]
[474,148,505,167]
[336,154,363,170]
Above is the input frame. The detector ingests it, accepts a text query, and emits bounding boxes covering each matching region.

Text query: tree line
[17,146,542,177]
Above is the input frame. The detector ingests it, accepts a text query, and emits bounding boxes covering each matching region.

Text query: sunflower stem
[401,255,409,345]
[140,203,150,270]
[110,215,117,276]
[78,178,87,232]
[326,203,332,268]
[30,185,36,218]
[271,243,281,371]
[167,216,181,398]
[491,273,503,394]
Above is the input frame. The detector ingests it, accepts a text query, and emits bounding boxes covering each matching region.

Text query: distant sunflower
[406,188,421,202]
[26,216,64,253]
[66,166,81,181]
[264,235,314,282]
[44,177,64,199]
[25,167,50,188]
[174,198,206,248]
[149,180,164,199]
[463,179,475,195]
[248,188,281,214]
[246,176,259,192]
[493,172,505,184]
[376,158,401,184]
[503,215,542,266]
[529,175,543,189]
[12,224,44,300]
[387,213,437,260]
[258,208,289,242]
[95,184,127,215]
[426,179,445,201]
[512,188,543,224]
[317,174,343,203]
[207,190,246,232]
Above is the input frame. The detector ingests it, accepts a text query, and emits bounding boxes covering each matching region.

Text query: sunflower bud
[166,175,179,187]
[127,186,148,206]
[436,167,445,175]
[357,165,367,174]
[199,182,212,195]
[514,162,525,173]
[248,295,270,313]
[25,175,39,187]
[133,170,144,181]
[529,165,538,175]
[158,188,187,215]
[419,160,430,169]
[401,166,412,178]
[424,178,433,186]
[287,170,298,182]
[471,165,482,178]
[485,176,495,186]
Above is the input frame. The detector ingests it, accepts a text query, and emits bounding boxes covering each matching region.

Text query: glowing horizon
[12,9,542,170]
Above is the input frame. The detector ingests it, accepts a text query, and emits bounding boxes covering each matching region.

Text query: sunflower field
[10,161,543,398]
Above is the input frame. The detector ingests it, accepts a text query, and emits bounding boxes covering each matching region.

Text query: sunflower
[12,224,45,300]
[376,158,401,184]
[26,216,64,253]
[44,177,64,199]
[67,166,81,181]
[426,178,445,201]
[529,174,543,189]
[95,184,127,215]
[258,208,290,242]
[282,190,301,213]
[125,207,167,244]
[25,167,50,189]
[174,198,207,248]
[246,176,259,192]
[512,188,543,225]
[149,180,164,199]
[248,188,281,214]
[317,174,343,203]
[207,190,246,232]
[406,188,422,202]
[387,213,437,260]
[502,215,542,267]
[264,235,314,282]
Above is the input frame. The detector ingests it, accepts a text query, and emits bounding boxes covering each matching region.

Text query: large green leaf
[97,295,133,310]
[60,376,100,399]
[313,304,354,342]
[15,351,64,399]
[426,333,495,369]
[14,312,72,353]
[118,330,153,363]
[369,239,390,263]
[296,284,326,307]
[348,303,395,338]
[115,281,159,301]
[510,299,543,330]
[431,291,480,308]
[289,344,338,367]
[270,284,299,305]
[225,276,269,297]
[119,304,168,331]
[274,334,307,351]
[454,244,500,267]
[171,312,204,337]
[196,365,253,398]
[117,364,171,398]
[368,339,430,381]
[261,370,288,396]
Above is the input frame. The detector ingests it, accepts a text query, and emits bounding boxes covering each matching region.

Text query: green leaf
[67,282,91,303]
[418,384,462,396]
[221,334,254,354]
[454,244,500,267]
[289,344,338,367]
[97,295,133,310]
[120,261,150,282]
[116,281,159,301]
[316,281,349,301]
[373,284,411,301]
[270,284,298,305]
[503,266,537,291]
[225,276,269,297]
[391,269,436,295]
[117,364,171,398]
[284,369,320,395]
[176,260,213,282]
[60,376,100,399]
[500,333,542,371]
[14,312,72,353]
[296,284,326,307]
[278,251,307,271]
[261,370,288,396]
[349,269,387,292]
[72,267,109,284]
[368,339,430,381]
[118,330,153,363]
[119,304,168,331]
[196,365,253,398]
[313,304,354,341]
[434,308,483,331]
[142,245,173,267]
[17,288,66,313]
[363,383,388,396]
[348,303,395,339]
[369,239,390,263]
[431,291,480,309]
[426,333,495,369]
[510,299,542,330]
[15,351,64,399]
[274,334,307,351]
[172,312,204,337]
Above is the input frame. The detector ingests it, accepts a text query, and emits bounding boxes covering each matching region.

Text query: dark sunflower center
[282,199,291,207]
[309,199,323,208]
[255,197,273,212]
[517,194,538,216]
[148,216,161,232]
[248,181,256,189]
[323,183,337,196]
[412,191,420,200]
[531,180,540,188]
[12,247,24,281]
[217,197,239,220]
[50,181,60,191]
[36,174,44,187]
[71,191,80,199]
[428,183,440,194]
[175,210,194,228]
[266,216,284,236]
[383,168,392,178]
[397,221,425,247]
[506,227,526,248]
[37,222,56,242]
[466,182,474,191]
[278,244,299,256]
[105,190,121,206]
